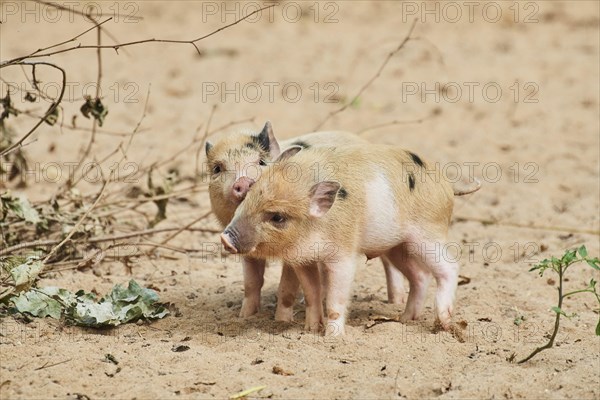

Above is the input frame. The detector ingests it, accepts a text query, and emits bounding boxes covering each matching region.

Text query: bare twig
[66,85,151,190]
[121,85,151,158]
[98,185,207,210]
[15,109,150,136]
[68,16,104,188]
[137,115,255,177]
[24,17,112,61]
[159,210,212,245]
[0,240,60,257]
[32,0,138,56]
[88,225,220,242]
[42,182,108,264]
[2,5,276,65]
[0,62,66,157]
[195,105,217,177]
[357,115,431,134]
[44,238,225,273]
[0,221,219,257]
[31,0,141,22]
[314,18,418,130]
[34,358,72,371]
[19,63,54,102]
[0,219,222,256]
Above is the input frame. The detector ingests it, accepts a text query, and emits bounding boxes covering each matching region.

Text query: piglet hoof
[324,320,345,337]
[239,299,260,318]
[434,319,452,332]
[274,306,294,322]
[399,309,419,323]
[304,320,324,335]
[388,293,406,306]
[434,309,453,331]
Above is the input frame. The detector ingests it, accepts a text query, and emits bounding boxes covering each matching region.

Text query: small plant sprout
[518,245,600,363]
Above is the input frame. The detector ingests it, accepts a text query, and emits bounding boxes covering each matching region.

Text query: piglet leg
[239,256,266,317]
[422,240,459,330]
[382,255,406,305]
[275,263,300,322]
[294,264,324,333]
[323,254,358,336]
[386,244,431,322]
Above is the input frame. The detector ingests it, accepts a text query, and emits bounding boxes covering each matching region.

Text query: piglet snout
[221,231,238,254]
[232,177,255,200]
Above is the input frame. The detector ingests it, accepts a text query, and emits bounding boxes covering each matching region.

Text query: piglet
[205,123,405,323]
[221,144,472,335]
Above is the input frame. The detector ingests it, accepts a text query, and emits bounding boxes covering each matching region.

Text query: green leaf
[551,306,566,316]
[596,319,600,336]
[350,97,361,109]
[562,250,577,265]
[586,259,600,271]
[578,245,588,258]
[529,262,544,272]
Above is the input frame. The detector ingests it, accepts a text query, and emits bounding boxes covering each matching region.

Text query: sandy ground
[1,1,599,399]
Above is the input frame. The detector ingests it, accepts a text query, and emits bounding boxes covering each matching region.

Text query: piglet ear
[256,121,281,158]
[275,145,302,163]
[205,141,213,156]
[308,181,340,218]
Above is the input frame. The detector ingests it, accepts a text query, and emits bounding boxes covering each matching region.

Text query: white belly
[361,172,402,252]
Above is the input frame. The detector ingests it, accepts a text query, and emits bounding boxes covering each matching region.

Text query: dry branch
[357,115,431,134]
[0,221,219,258]
[0,62,66,157]
[2,4,276,65]
[195,105,218,177]
[314,18,418,130]
[42,181,108,264]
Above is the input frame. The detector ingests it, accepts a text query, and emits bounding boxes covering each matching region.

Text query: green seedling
[518,245,599,363]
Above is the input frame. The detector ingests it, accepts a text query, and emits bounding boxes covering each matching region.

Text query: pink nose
[232,177,255,200]
[220,233,238,254]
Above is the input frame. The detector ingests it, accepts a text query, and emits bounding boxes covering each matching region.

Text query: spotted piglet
[205,123,405,322]
[221,144,476,335]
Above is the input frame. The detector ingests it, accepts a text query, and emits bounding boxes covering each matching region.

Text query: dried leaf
[43,104,59,126]
[80,96,108,127]
[1,193,41,224]
[10,280,169,327]
[11,288,64,319]
[0,255,43,301]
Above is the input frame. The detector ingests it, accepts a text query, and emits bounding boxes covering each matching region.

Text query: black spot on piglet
[409,151,424,168]
[251,134,270,152]
[291,140,310,149]
[408,173,416,191]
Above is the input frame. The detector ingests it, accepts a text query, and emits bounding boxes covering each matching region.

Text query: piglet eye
[259,159,267,166]
[212,165,222,174]
[270,213,286,224]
